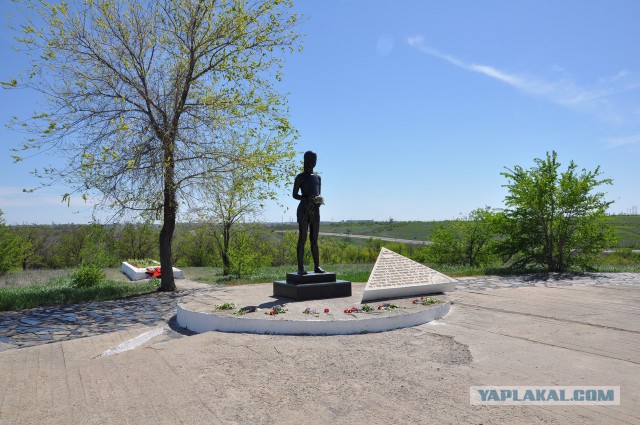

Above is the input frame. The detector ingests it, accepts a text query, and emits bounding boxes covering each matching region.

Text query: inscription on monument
[362,248,457,302]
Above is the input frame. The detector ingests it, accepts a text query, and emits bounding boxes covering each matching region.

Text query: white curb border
[99,327,165,357]
[176,301,450,336]
[120,261,184,281]
[361,281,457,302]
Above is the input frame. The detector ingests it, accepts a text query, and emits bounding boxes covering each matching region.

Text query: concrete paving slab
[0,277,638,424]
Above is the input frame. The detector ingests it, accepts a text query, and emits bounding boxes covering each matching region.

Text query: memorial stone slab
[361,247,457,302]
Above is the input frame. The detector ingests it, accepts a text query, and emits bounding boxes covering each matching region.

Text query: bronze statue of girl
[292,151,325,275]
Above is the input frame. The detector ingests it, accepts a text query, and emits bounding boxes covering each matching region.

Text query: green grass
[104,267,135,282]
[1,268,133,288]
[184,250,640,288]
[0,273,159,312]
[0,269,73,289]
[125,258,160,268]
[591,249,640,272]
[183,263,531,285]
[2,241,637,312]
[607,215,640,248]
[182,264,375,286]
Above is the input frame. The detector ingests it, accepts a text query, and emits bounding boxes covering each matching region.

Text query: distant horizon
[5,212,640,227]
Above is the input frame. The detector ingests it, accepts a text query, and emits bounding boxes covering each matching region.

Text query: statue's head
[303,150,317,171]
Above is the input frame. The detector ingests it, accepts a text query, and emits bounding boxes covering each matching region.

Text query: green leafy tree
[7,0,301,291]
[13,226,53,270]
[115,222,159,261]
[0,211,23,275]
[190,137,294,274]
[79,224,116,267]
[52,225,91,267]
[227,226,264,278]
[270,230,297,266]
[51,224,115,267]
[498,151,615,272]
[429,207,498,267]
[173,223,219,267]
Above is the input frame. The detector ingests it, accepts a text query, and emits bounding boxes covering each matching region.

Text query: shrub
[0,210,22,275]
[70,264,105,288]
[498,151,615,272]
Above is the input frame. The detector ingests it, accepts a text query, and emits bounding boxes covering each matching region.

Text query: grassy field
[607,215,640,247]
[181,264,374,285]
[0,269,72,289]
[0,268,158,311]
[274,220,444,241]
[1,215,638,312]
[1,249,639,312]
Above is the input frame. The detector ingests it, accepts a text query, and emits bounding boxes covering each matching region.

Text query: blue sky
[1,0,639,224]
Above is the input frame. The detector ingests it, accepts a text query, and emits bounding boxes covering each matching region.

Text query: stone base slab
[361,281,457,302]
[176,282,451,336]
[273,280,352,300]
[285,272,337,284]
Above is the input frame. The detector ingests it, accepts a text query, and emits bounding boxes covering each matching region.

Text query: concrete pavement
[0,275,639,424]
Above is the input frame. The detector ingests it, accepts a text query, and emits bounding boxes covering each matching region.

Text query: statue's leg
[297,221,308,274]
[309,222,325,273]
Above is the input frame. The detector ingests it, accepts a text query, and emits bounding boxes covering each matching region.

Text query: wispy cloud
[605,134,640,149]
[406,36,638,123]
[0,186,64,208]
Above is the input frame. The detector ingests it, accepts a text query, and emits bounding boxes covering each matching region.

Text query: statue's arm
[292,174,303,200]
[318,175,321,195]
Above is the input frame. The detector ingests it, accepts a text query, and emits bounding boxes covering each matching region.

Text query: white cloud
[605,134,640,149]
[0,186,105,224]
[406,36,639,123]
[0,186,64,208]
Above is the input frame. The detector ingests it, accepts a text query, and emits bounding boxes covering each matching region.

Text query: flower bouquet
[412,296,439,306]
[312,195,325,205]
[265,305,287,315]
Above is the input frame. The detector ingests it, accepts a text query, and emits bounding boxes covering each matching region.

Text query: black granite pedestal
[273,272,352,301]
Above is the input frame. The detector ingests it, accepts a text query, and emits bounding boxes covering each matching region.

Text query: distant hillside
[272,215,640,248]
[607,215,640,248]
[271,220,444,241]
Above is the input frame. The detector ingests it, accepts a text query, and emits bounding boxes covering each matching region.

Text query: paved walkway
[0,280,210,351]
[1,273,639,351]
[1,274,639,424]
[455,271,640,290]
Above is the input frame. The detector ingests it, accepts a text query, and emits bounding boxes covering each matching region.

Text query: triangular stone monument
[361,247,457,302]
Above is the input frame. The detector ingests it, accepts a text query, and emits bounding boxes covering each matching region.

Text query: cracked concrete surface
[0,274,639,424]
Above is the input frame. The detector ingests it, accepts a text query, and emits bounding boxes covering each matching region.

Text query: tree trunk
[221,222,231,276]
[159,210,176,291]
[159,138,177,292]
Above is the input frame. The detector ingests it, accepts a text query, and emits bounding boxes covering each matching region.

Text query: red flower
[324,308,329,313]
[269,310,274,315]
[420,297,424,300]
[343,309,348,313]
[377,305,382,310]
[146,267,162,278]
